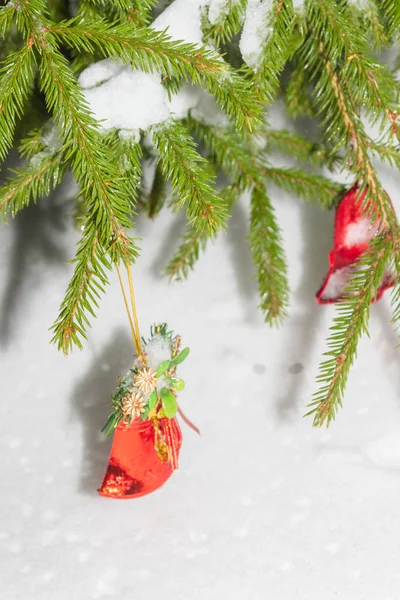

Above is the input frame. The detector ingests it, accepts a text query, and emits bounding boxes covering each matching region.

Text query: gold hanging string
[116,265,141,356]
[126,264,142,356]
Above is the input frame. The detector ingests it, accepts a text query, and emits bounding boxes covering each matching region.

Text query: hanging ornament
[98,265,197,500]
[316,184,396,304]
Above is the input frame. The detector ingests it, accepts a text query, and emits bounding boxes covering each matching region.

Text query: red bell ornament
[316,184,396,304]
[98,323,193,500]
[99,416,182,499]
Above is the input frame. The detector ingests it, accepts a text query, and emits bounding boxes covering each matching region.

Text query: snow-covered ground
[1,143,400,598]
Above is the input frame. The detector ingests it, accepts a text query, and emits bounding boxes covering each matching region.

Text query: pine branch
[188,119,264,190]
[165,225,207,282]
[262,129,339,169]
[249,184,289,325]
[262,166,342,208]
[284,57,314,119]
[151,120,227,234]
[75,2,99,22]
[47,19,261,130]
[102,130,143,210]
[188,119,340,207]
[360,0,389,49]
[244,0,299,104]
[50,227,111,352]
[368,141,400,170]
[18,128,46,158]
[390,233,400,333]
[6,5,142,351]
[206,0,246,46]
[187,119,341,322]
[0,42,36,161]
[87,0,158,26]
[0,149,66,219]
[382,0,400,38]
[14,0,48,28]
[48,132,142,354]
[304,34,398,231]
[83,0,136,10]
[0,1,18,35]
[38,42,136,258]
[307,236,392,427]
[133,1,158,26]
[0,1,261,351]
[186,118,290,323]
[309,1,399,132]
[165,183,238,280]
[189,120,341,209]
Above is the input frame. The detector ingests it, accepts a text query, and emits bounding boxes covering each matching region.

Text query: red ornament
[316,184,395,304]
[98,416,182,499]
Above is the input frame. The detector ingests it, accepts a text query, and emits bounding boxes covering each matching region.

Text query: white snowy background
[2,0,400,598]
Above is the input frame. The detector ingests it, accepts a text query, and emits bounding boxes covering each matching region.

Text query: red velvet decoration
[316,184,395,304]
[98,417,182,499]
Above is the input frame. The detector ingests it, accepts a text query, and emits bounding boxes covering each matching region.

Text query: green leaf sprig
[102,323,189,435]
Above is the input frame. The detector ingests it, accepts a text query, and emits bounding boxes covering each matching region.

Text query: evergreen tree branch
[165,225,207,282]
[49,136,142,353]
[262,129,339,169]
[381,0,400,38]
[309,1,399,132]
[244,0,299,104]
[368,141,400,170]
[0,148,66,219]
[165,183,239,280]
[75,2,99,22]
[0,1,18,36]
[360,0,389,49]
[0,42,36,161]
[262,166,342,208]
[284,57,314,119]
[304,35,398,231]
[188,119,264,190]
[85,0,139,10]
[7,7,142,351]
[83,0,157,26]
[205,0,246,46]
[133,1,158,26]
[390,233,400,335]
[307,236,392,427]
[47,19,261,130]
[14,0,48,29]
[102,130,143,210]
[189,120,340,207]
[186,118,290,322]
[18,128,46,158]
[38,41,137,259]
[50,227,111,352]
[289,11,400,426]
[249,184,289,325]
[151,120,227,234]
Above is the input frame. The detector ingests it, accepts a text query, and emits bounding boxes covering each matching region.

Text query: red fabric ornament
[98,416,182,499]
[316,184,395,304]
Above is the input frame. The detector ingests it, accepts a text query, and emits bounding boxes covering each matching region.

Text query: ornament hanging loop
[116,263,142,357]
